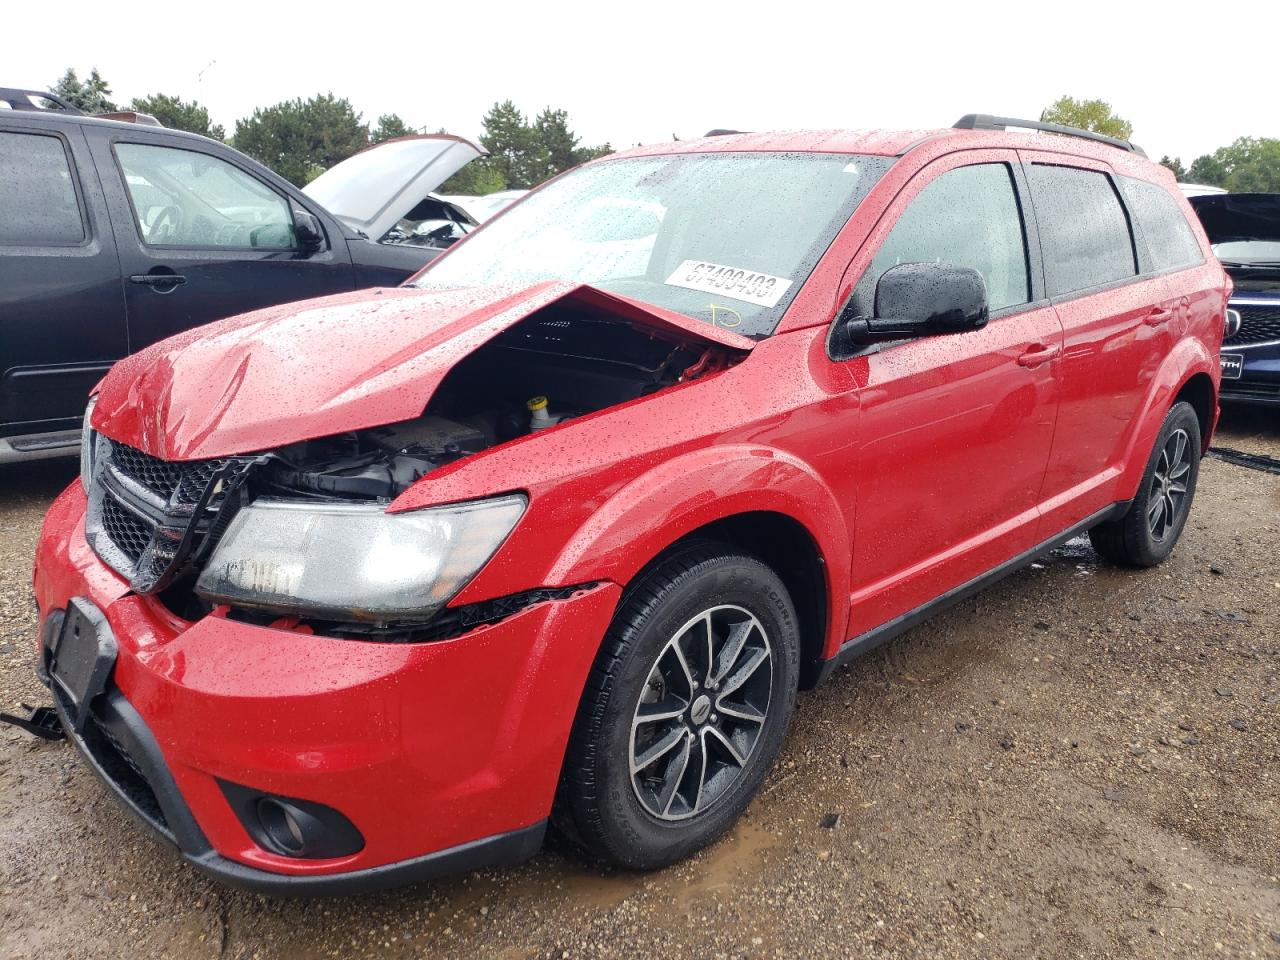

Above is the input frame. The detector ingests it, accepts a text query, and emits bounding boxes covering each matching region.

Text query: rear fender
[1117,337,1216,499]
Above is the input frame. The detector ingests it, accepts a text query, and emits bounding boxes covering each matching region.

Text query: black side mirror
[292,209,324,251]
[840,262,989,346]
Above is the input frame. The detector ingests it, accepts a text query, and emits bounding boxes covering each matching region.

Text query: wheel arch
[1117,339,1217,499]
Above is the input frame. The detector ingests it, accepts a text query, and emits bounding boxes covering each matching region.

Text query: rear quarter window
[0,131,85,245]
[1119,176,1205,273]
[1027,164,1137,298]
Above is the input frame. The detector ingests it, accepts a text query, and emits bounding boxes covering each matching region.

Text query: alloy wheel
[629,604,774,821]
[1148,427,1192,542]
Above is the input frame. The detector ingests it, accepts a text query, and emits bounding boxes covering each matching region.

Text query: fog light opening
[256,797,308,856]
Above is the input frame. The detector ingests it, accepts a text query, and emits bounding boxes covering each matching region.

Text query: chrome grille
[1225,302,1280,347]
[84,438,256,593]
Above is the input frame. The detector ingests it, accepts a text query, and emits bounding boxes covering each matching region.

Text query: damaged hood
[92,282,755,461]
[303,136,484,241]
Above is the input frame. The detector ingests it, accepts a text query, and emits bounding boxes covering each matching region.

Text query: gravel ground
[1,406,1277,960]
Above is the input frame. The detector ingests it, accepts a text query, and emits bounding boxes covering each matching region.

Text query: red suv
[30,115,1228,894]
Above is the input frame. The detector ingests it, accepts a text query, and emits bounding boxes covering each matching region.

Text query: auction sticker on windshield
[665,260,793,307]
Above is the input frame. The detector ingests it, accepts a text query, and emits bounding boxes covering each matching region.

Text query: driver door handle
[129,274,187,286]
[1143,306,1173,326]
[1016,343,1061,368]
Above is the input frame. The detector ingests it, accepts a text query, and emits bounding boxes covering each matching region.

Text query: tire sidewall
[592,554,799,867]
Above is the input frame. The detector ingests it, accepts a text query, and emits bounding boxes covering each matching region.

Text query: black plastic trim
[813,502,1128,685]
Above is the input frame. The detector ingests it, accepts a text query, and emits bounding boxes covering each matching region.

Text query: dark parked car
[1188,193,1280,404]
[0,88,482,463]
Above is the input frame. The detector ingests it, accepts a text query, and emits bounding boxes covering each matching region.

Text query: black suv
[0,88,482,463]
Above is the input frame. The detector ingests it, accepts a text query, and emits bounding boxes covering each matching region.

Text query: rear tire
[555,544,799,869]
[1089,401,1201,567]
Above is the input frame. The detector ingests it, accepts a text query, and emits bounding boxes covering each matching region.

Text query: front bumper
[32,483,621,894]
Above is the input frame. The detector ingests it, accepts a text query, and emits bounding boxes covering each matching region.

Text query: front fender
[1117,335,1217,500]
[543,443,851,657]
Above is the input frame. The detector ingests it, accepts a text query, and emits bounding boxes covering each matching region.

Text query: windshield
[412,152,892,337]
[1214,239,1280,264]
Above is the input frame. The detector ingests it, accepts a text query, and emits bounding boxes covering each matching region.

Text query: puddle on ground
[677,819,781,908]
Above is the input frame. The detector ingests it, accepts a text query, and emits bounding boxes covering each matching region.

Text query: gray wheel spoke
[634,697,689,728]
[718,647,769,698]
[714,699,766,724]
[632,726,685,775]
[704,725,746,766]
[669,642,697,696]
[712,619,754,685]
[1147,495,1165,524]
[658,735,693,816]
[1169,460,1190,481]
[1168,480,1187,496]
[700,611,716,682]
[688,736,708,814]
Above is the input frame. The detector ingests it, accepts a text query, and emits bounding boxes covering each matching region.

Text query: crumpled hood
[92,281,754,461]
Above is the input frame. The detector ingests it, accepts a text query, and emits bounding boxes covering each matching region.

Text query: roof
[606,127,1163,178]
[2,106,224,145]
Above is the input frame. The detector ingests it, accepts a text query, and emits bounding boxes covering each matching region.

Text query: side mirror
[840,262,989,346]
[292,209,324,252]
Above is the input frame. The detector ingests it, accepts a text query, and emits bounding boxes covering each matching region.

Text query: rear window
[1120,176,1204,273]
[1027,164,1137,298]
[0,131,84,245]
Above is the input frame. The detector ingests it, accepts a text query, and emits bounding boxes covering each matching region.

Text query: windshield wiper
[1220,260,1280,269]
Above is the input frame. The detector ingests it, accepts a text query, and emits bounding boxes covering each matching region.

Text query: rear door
[85,127,355,353]
[0,119,126,443]
[835,151,1064,634]
[1018,152,1176,538]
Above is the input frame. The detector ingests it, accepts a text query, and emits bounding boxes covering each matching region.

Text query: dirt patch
[1,407,1277,959]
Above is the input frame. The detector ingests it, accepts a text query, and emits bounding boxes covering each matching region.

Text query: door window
[865,163,1031,312]
[114,143,296,249]
[1118,176,1205,273]
[0,132,84,244]
[1028,164,1138,296]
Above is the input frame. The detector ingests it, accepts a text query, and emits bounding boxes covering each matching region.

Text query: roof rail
[0,87,83,114]
[704,128,748,137]
[953,114,1146,157]
[95,111,162,127]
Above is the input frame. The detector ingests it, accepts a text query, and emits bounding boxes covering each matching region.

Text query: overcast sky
[12,1,1277,166]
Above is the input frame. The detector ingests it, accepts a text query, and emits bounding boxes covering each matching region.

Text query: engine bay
[259,304,730,500]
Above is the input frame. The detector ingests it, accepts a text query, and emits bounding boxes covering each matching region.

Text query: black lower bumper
[44,609,545,897]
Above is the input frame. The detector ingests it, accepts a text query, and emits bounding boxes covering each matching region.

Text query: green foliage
[232,94,370,186]
[51,67,116,114]
[1159,156,1187,180]
[371,113,415,144]
[1187,138,1280,192]
[129,93,225,140]
[442,101,611,194]
[1039,96,1133,140]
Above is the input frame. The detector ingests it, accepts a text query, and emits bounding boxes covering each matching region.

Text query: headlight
[80,396,98,492]
[194,494,526,622]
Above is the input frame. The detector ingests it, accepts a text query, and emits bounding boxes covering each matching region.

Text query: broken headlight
[194,495,526,622]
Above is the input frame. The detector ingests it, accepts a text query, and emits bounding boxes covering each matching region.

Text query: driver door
[85,126,353,353]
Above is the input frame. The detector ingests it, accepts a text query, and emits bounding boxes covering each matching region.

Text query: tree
[51,67,116,114]
[440,101,611,194]
[371,113,415,144]
[1187,137,1280,192]
[232,94,369,186]
[129,93,225,140]
[1039,96,1133,141]
[1159,155,1186,180]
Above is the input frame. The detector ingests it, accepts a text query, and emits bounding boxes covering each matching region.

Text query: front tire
[556,544,799,869]
[1089,401,1201,567]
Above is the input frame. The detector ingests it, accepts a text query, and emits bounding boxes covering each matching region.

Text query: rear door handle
[1016,343,1061,368]
[1143,306,1173,326]
[129,273,186,287]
